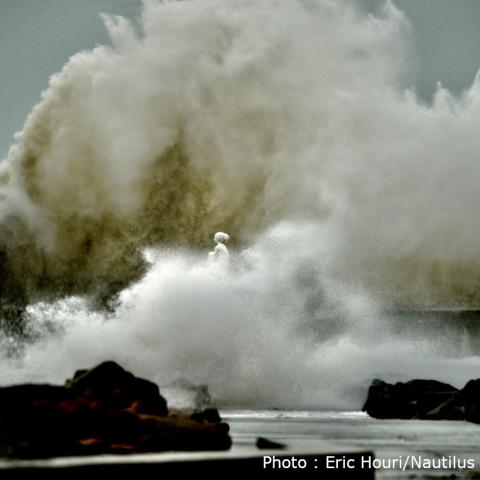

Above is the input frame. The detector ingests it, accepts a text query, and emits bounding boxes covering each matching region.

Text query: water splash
[1,0,480,407]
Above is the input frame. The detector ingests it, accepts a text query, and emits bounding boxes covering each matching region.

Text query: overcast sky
[1,0,480,158]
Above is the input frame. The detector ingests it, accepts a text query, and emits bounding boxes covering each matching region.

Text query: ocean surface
[224,410,480,479]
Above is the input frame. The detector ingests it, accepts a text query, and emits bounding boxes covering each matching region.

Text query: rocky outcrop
[362,379,458,419]
[362,377,480,423]
[0,361,231,458]
[458,379,480,423]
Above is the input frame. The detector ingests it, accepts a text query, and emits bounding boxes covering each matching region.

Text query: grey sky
[0,0,142,158]
[0,0,479,158]
[394,0,480,100]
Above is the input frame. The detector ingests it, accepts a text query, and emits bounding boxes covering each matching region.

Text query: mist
[1,0,480,407]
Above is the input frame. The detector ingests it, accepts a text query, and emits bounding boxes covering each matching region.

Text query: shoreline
[1,410,478,478]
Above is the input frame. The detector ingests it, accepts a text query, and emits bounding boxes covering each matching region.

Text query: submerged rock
[362,377,480,423]
[0,361,231,458]
[256,437,287,450]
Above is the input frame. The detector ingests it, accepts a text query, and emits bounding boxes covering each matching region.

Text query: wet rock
[65,361,168,416]
[190,407,222,423]
[423,396,465,421]
[362,377,480,423]
[0,361,231,458]
[458,379,480,423]
[362,378,458,419]
[256,437,286,449]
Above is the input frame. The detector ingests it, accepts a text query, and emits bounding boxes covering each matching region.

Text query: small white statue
[208,232,230,265]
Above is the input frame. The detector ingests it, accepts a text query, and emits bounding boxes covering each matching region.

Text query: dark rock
[362,377,480,423]
[256,437,287,449]
[458,379,480,423]
[190,407,222,423]
[0,361,231,458]
[423,396,465,421]
[71,369,88,380]
[363,378,458,420]
[65,361,168,416]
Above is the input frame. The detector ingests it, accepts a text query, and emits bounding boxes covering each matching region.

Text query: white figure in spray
[208,232,230,266]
